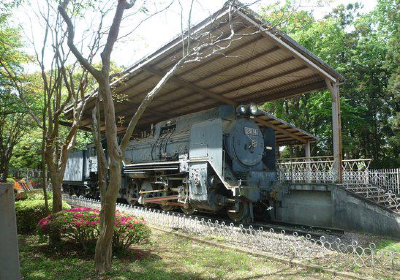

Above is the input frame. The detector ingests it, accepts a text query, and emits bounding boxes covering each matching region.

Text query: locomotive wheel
[127,184,139,206]
[181,204,195,215]
[227,200,249,222]
[139,180,153,207]
[160,188,175,211]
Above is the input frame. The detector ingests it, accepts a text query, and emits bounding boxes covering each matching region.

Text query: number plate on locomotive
[244,127,259,136]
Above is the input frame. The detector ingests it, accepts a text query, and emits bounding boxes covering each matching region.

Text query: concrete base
[0,183,21,280]
[273,183,400,238]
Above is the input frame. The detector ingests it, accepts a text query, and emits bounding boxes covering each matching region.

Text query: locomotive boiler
[63,104,278,222]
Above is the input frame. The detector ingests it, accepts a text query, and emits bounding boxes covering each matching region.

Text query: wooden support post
[304,141,311,183]
[305,141,311,158]
[326,80,343,183]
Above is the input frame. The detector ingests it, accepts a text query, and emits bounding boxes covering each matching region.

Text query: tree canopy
[261,0,399,167]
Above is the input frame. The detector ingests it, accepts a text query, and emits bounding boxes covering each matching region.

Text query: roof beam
[178,35,264,77]
[143,66,237,106]
[137,78,324,127]
[117,102,175,118]
[250,80,327,104]
[237,75,322,103]
[207,56,295,91]
[154,46,282,102]
[114,25,252,97]
[151,55,295,113]
[219,65,308,96]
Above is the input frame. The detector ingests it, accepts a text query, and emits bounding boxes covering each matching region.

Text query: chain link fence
[64,195,399,279]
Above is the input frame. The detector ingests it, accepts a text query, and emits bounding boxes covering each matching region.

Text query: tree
[0,93,29,181]
[2,0,104,219]
[59,0,273,271]
[261,1,399,166]
[0,12,32,181]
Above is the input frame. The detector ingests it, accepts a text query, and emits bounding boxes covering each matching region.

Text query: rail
[64,196,399,279]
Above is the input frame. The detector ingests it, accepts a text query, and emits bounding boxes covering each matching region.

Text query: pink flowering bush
[37,207,150,252]
[113,212,151,252]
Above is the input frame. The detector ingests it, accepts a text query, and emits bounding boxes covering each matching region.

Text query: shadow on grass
[18,235,203,280]
[18,235,322,280]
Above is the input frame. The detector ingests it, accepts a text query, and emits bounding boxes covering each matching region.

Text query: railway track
[67,195,344,239]
[164,211,344,238]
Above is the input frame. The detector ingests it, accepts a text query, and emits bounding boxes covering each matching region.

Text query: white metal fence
[368,169,400,195]
[277,157,400,195]
[64,196,400,279]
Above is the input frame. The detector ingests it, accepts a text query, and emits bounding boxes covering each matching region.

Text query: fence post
[0,183,21,280]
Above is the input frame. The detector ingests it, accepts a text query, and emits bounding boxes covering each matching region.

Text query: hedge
[25,189,53,201]
[38,207,150,252]
[15,198,70,234]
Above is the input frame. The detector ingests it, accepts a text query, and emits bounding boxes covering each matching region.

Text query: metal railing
[64,196,400,279]
[277,156,338,183]
[368,169,400,195]
[277,157,399,194]
[9,168,43,180]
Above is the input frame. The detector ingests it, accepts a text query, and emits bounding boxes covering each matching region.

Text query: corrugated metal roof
[65,2,342,146]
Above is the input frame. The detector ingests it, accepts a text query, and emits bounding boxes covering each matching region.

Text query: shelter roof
[256,110,317,146]
[65,2,341,145]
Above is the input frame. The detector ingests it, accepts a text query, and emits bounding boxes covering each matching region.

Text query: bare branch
[58,0,102,80]
[120,56,186,152]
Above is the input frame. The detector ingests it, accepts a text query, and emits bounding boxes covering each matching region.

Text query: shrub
[25,189,53,200]
[15,192,27,201]
[113,212,151,251]
[7,177,16,184]
[37,208,150,252]
[15,199,70,234]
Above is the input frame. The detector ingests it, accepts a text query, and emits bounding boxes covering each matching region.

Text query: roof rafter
[152,50,292,111]
[254,117,307,144]
[143,66,237,106]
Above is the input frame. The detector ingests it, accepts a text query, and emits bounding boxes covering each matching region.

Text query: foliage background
[261,0,399,167]
[1,0,399,170]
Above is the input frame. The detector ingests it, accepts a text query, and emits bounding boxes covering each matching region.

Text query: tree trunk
[94,78,123,271]
[0,163,8,182]
[41,115,49,211]
[48,172,63,244]
[51,172,63,213]
[94,189,117,271]
[41,141,49,212]
[94,161,121,272]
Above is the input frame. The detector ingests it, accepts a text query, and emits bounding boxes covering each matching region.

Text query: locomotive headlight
[249,104,258,116]
[236,105,247,115]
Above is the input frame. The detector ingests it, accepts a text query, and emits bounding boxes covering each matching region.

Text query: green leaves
[261,0,399,166]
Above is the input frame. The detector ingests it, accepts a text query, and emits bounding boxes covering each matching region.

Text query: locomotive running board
[123,161,180,173]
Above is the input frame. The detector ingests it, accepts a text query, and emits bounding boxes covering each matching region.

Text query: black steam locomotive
[63,104,277,222]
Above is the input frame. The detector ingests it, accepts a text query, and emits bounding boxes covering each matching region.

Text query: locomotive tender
[64,104,278,222]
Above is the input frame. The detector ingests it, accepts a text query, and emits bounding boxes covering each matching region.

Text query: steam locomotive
[63,104,278,222]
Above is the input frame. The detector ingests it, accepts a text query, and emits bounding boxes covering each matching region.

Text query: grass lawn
[18,229,347,280]
[375,238,400,253]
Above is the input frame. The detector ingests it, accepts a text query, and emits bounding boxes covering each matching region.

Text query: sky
[14,0,378,71]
